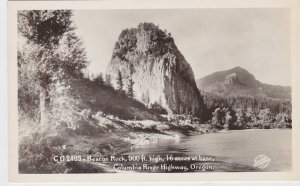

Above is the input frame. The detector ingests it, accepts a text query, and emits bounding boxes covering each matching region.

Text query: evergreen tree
[235,108,247,129]
[127,78,134,99]
[17,10,77,129]
[185,107,189,115]
[57,31,88,77]
[116,70,123,92]
[129,63,134,75]
[95,73,104,86]
[191,105,195,116]
[179,104,184,115]
[105,74,112,87]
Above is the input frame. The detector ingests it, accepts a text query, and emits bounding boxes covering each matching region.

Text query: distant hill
[196,66,291,99]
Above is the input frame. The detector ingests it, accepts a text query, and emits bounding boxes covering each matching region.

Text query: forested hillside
[196,66,292,130]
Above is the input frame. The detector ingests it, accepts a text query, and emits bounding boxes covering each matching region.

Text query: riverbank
[18,113,291,173]
[59,119,214,173]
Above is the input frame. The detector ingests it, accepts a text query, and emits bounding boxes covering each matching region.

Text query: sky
[73,8,291,86]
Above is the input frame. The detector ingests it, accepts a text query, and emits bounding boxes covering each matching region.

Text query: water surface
[125,129,292,172]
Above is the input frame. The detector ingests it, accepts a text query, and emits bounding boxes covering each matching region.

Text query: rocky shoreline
[63,121,214,173]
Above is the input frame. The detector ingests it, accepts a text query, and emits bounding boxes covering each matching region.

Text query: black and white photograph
[10,2,298,179]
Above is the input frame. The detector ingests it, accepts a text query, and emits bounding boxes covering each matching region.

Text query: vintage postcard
[8,0,300,182]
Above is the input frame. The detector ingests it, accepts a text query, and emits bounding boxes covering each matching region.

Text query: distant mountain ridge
[196,66,291,99]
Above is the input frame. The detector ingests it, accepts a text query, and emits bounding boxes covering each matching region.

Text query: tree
[105,74,112,87]
[116,70,123,92]
[245,107,255,123]
[56,31,88,77]
[283,114,292,128]
[95,73,104,86]
[18,10,73,47]
[191,105,195,116]
[258,109,272,123]
[17,10,86,130]
[18,46,41,119]
[126,64,135,98]
[149,102,167,115]
[235,108,247,129]
[202,93,291,123]
[257,109,275,128]
[127,78,134,99]
[211,108,226,127]
[185,107,189,115]
[129,63,134,75]
[48,31,88,130]
[225,109,237,130]
[179,104,184,115]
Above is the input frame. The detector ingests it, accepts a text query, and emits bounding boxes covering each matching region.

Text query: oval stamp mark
[254,155,271,169]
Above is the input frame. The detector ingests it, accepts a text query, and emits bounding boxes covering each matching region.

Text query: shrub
[149,102,168,115]
[19,133,68,174]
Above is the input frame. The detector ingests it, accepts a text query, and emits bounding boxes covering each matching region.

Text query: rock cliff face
[106,23,204,115]
[224,73,242,86]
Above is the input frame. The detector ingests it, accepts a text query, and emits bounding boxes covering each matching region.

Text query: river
[123,129,292,172]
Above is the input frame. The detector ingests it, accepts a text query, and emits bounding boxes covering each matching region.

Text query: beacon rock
[106,23,204,115]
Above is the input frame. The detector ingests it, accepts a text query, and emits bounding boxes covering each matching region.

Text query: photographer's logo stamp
[254,155,271,169]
